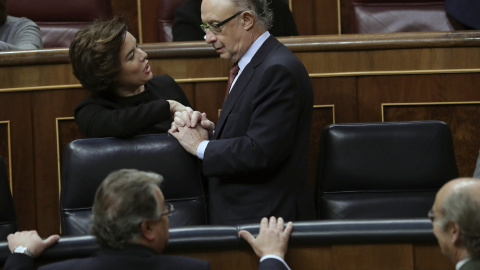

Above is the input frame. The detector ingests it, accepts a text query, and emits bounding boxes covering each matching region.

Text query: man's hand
[239,217,293,260]
[169,124,209,156]
[8,230,60,258]
[171,109,215,135]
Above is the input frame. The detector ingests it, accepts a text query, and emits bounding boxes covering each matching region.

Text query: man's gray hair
[91,169,164,249]
[232,0,273,31]
[439,183,480,258]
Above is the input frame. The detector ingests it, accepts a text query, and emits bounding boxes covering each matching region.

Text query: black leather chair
[61,134,207,236]
[317,120,459,219]
[350,0,467,33]
[0,155,17,241]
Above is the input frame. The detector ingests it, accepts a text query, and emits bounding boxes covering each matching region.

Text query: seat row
[0,120,458,239]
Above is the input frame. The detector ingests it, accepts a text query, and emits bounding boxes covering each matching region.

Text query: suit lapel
[214,36,279,138]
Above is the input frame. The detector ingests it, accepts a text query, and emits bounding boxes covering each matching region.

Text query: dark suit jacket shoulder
[461,258,480,270]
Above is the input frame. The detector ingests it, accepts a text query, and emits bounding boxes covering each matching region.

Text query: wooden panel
[31,88,88,235]
[414,244,454,270]
[57,118,84,182]
[0,92,35,230]
[332,244,414,270]
[383,103,480,177]
[358,73,480,177]
[178,83,195,106]
[111,0,139,40]
[139,0,160,43]
[292,0,315,35]
[309,106,334,191]
[313,0,340,35]
[194,81,227,124]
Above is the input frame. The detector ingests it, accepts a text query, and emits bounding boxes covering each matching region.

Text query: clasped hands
[168,107,214,156]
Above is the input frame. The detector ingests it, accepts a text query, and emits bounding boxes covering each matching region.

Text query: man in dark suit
[172,0,298,42]
[429,178,480,270]
[170,0,315,225]
[445,0,480,30]
[5,169,293,270]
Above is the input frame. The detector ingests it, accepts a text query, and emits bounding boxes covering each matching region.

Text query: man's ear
[141,220,155,241]
[451,222,462,247]
[241,11,255,31]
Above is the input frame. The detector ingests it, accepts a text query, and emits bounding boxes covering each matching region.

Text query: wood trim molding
[2,31,480,66]
[381,101,480,122]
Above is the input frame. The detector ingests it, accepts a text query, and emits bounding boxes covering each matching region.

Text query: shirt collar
[237,31,270,71]
[456,257,470,270]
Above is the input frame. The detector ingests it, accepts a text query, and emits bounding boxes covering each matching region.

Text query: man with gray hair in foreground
[429,177,480,269]
[5,169,293,270]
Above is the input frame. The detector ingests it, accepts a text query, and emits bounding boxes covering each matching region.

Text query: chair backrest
[317,120,459,220]
[157,0,188,42]
[61,134,207,236]
[0,155,17,240]
[6,0,112,48]
[350,0,467,33]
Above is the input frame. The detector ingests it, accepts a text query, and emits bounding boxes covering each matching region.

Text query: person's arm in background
[4,230,59,270]
[0,16,42,51]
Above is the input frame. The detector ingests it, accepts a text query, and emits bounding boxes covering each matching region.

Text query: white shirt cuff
[260,255,290,270]
[197,140,209,160]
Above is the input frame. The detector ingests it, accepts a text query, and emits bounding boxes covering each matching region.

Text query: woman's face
[114,32,153,94]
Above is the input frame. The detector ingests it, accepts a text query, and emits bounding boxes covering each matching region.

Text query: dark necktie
[225,64,239,100]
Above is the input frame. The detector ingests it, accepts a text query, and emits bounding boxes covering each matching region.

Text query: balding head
[432,178,480,263]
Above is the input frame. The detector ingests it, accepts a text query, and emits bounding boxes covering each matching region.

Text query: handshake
[168,105,215,156]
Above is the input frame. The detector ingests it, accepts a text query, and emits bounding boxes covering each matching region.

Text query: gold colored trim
[0,121,12,195]
[337,0,341,35]
[288,0,292,10]
[2,69,480,91]
[219,104,335,122]
[56,117,75,199]
[381,101,480,122]
[175,77,228,83]
[314,104,336,124]
[137,0,143,44]
[309,68,480,78]
[0,84,82,93]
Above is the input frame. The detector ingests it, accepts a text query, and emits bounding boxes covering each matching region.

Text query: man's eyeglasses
[427,209,435,222]
[200,11,243,34]
[161,202,175,217]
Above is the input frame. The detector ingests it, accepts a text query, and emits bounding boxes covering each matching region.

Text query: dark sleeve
[4,254,35,270]
[258,258,289,270]
[74,97,172,138]
[172,0,205,41]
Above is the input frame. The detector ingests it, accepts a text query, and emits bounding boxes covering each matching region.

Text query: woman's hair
[91,169,164,249]
[69,16,128,97]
